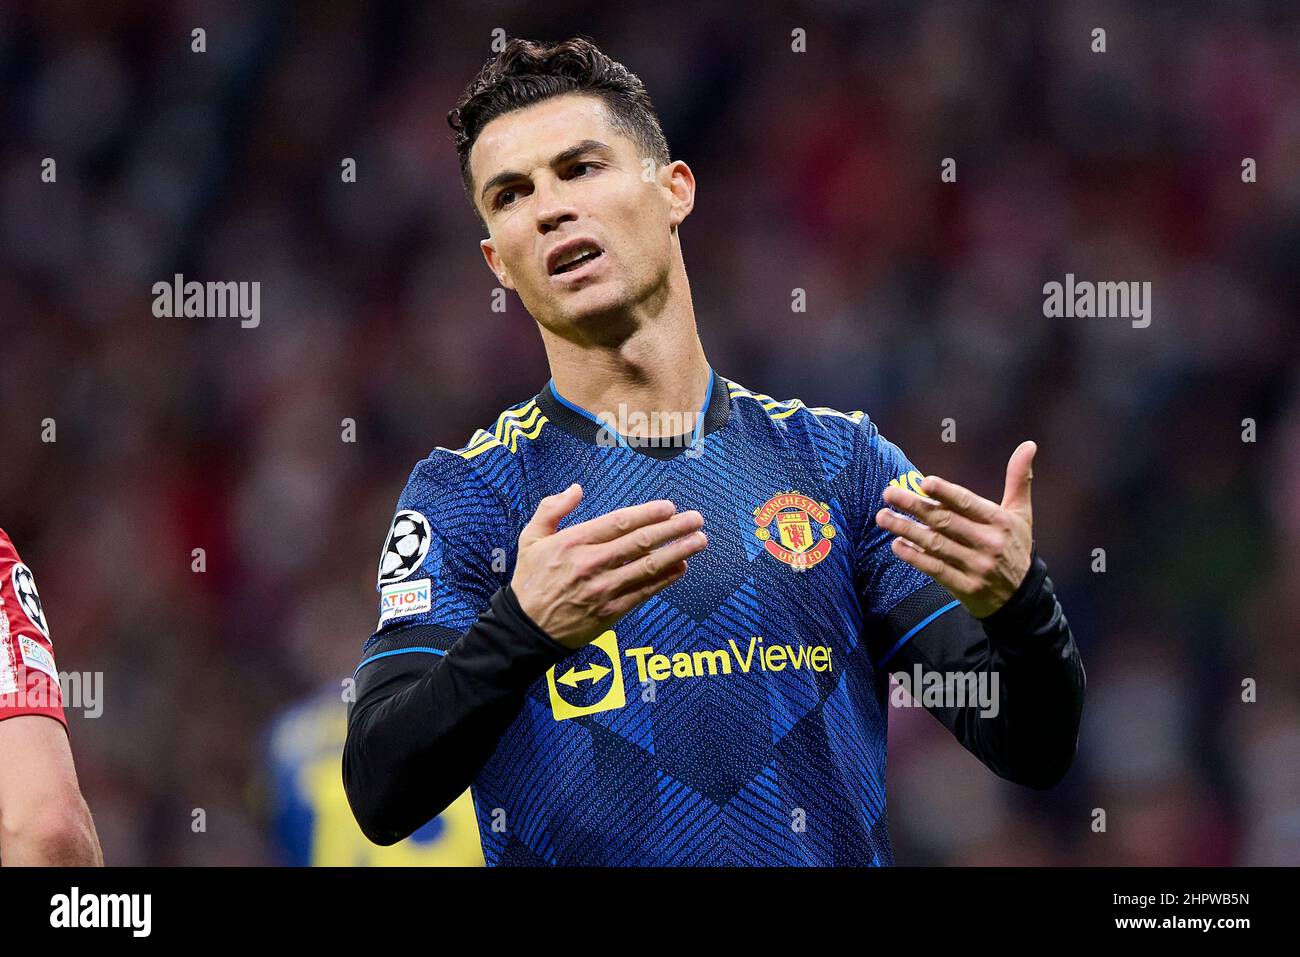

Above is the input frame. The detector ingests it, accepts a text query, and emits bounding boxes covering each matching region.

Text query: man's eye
[571,162,596,176]
[496,189,518,209]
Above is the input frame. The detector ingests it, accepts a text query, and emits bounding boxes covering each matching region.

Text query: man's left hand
[875,440,1037,619]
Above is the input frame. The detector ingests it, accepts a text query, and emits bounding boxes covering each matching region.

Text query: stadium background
[1,2,1297,864]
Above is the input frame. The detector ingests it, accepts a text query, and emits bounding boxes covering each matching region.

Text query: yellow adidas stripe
[508,413,547,453]
[458,408,549,460]
[457,402,539,457]
[494,402,540,442]
[459,437,502,459]
[462,428,495,453]
[729,382,862,422]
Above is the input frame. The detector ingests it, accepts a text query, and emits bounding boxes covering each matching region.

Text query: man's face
[471,93,691,336]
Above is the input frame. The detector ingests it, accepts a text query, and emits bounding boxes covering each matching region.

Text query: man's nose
[534,177,578,233]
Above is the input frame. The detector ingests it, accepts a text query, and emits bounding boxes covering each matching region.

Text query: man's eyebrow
[479,139,615,206]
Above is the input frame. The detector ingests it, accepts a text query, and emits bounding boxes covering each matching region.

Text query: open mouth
[549,242,605,277]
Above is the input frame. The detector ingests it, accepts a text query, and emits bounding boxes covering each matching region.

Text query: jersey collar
[534,367,731,460]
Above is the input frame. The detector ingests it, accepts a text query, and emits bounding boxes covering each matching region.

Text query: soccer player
[267,683,484,865]
[343,38,1085,865]
[0,529,103,865]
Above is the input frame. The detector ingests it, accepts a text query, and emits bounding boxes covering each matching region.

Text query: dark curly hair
[448,37,671,226]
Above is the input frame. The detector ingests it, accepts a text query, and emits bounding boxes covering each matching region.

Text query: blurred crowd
[0,1,1296,864]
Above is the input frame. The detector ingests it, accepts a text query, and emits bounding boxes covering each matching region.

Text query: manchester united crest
[753,492,836,570]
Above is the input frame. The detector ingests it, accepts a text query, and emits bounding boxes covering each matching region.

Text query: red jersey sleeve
[0,529,66,727]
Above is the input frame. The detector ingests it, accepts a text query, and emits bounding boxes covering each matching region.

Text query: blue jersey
[361,368,959,865]
[267,686,485,865]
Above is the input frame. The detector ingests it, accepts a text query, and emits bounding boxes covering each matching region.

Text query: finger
[1001,440,1036,517]
[875,508,987,575]
[601,528,708,594]
[559,498,679,547]
[597,560,689,621]
[588,509,705,570]
[890,537,980,595]
[916,475,1001,524]
[519,483,584,547]
[879,486,999,551]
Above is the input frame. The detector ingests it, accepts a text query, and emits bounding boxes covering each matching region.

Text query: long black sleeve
[884,550,1085,789]
[343,584,573,845]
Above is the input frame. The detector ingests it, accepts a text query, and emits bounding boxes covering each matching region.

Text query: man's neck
[544,318,711,440]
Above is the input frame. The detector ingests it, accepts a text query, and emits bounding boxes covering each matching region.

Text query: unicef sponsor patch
[11,562,50,641]
[379,578,433,625]
[378,510,432,585]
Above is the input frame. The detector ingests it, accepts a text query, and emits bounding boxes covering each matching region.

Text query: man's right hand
[510,483,707,650]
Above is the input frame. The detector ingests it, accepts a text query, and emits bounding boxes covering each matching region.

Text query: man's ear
[480,238,515,290]
[662,160,696,230]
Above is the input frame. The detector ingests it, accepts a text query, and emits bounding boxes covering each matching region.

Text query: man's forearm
[1,794,103,866]
[891,551,1085,788]
[343,584,571,845]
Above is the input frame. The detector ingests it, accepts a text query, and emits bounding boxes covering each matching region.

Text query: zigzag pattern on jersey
[431,399,549,528]
[477,688,892,866]
[366,458,514,652]
[726,379,865,484]
[476,692,891,864]
[474,677,893,864]
[412,379,909,865]
[451,399,549,459]
[418,489,501,634]
[824,654,890,833]
[471,575,890,865]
